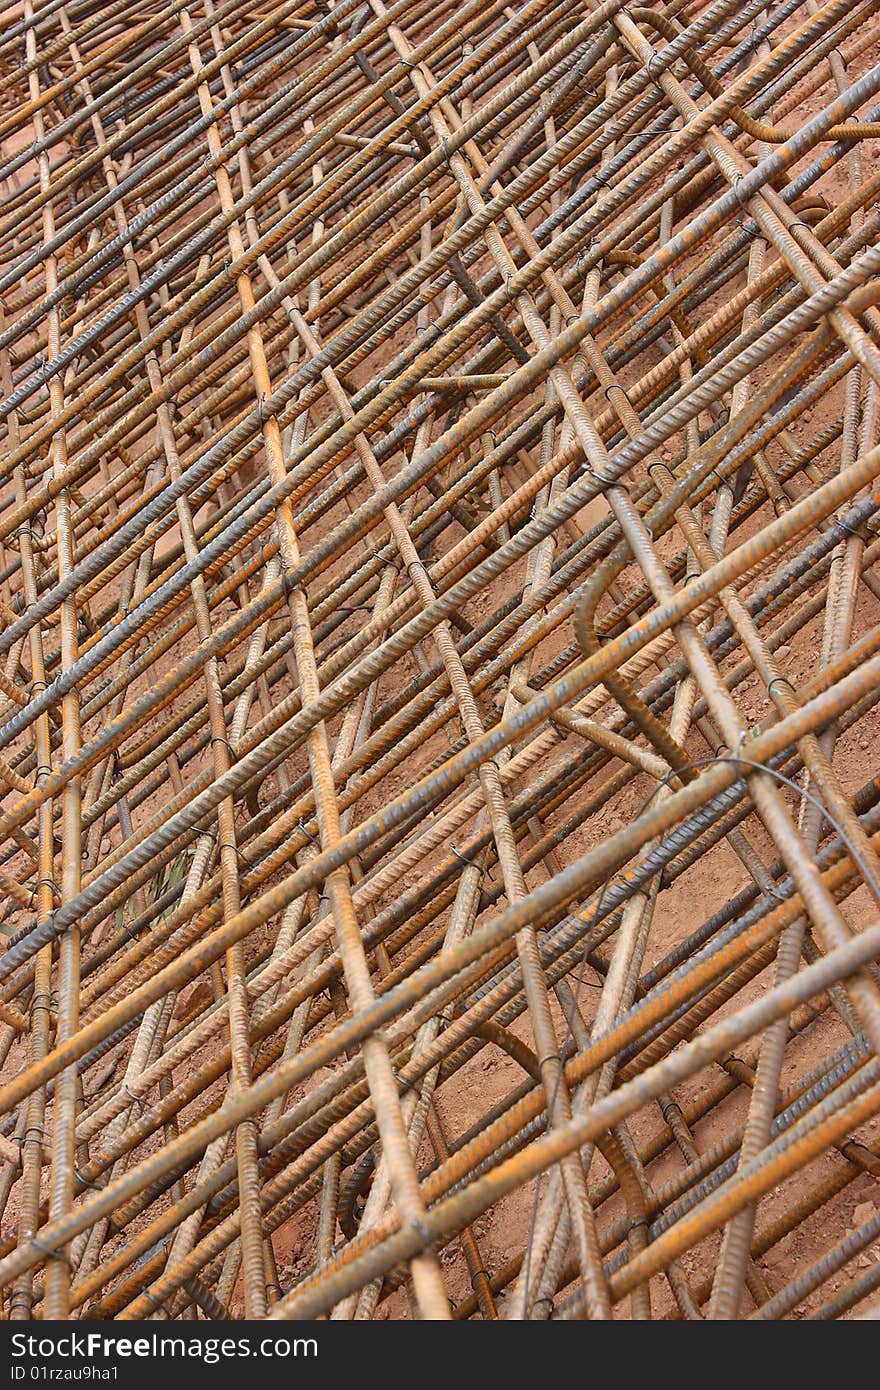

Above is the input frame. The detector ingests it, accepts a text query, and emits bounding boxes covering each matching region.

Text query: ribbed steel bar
[1,0,879,1323]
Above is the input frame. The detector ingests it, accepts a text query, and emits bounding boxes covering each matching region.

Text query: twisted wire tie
[376,551,402,572]
[123,1084,145,1113]
[731,730,750,783]
[218,840,254,870]
[451,844,479,870]
[391,1066,415,1094]
[75,1166,103,1192]
[30,990,52,1017]
[604,382,633,407]
[763,879,788,905]
[732,172,749,206]
[584,462,617,490]
[280,569,301,600]
[835,516,866,541]
[30,1236,70,1268]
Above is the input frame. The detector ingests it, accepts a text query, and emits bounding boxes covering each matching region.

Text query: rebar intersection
[0,0,880,1321]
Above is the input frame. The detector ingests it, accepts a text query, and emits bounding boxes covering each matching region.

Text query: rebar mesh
[0,0,879,1321]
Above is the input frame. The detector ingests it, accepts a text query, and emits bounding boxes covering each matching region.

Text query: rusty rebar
[0,0,879,1323]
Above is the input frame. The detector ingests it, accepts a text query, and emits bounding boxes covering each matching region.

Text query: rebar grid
[0,0,879,1322]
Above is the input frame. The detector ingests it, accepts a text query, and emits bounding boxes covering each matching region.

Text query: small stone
[853,1201,877,1227]
[775,644,791,660]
